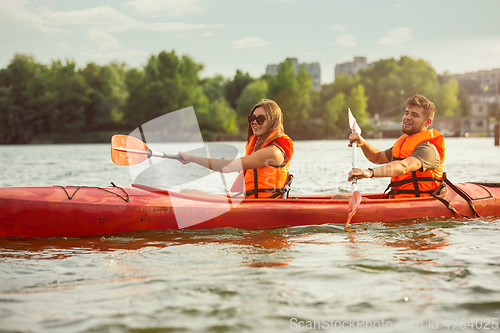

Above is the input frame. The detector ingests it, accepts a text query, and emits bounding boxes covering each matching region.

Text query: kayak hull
[1,183,499,238]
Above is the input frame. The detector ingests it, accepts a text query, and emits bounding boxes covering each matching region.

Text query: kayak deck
[0,182,499,238]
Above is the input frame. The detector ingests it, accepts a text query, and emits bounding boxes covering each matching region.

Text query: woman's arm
[177,145,284,173]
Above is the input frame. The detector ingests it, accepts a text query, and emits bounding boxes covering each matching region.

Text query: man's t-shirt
[384,141,440,172]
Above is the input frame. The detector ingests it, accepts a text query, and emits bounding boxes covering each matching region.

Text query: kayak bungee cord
[53,183,130,202]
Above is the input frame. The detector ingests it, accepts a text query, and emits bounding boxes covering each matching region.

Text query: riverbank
[16,130,496,145]
[26,131,247,144]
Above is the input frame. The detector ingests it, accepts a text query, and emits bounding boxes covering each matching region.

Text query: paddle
[345,108,362,229]
[111,134,183,166]
[111,134,239,195]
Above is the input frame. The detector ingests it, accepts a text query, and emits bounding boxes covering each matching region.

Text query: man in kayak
[177,99,294,198]
[347,94,445,198]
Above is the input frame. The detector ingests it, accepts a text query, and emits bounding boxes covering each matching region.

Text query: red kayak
[0,182,499,238]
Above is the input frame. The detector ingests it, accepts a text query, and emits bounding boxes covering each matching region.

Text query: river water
[1,138,500,332]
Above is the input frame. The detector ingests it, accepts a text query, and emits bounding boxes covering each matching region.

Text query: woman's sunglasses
[248,114,267,125]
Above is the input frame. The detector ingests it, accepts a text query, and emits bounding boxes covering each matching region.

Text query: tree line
[0,51,469,144]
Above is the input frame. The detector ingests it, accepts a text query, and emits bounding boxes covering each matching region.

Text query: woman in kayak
[177,99,294,198]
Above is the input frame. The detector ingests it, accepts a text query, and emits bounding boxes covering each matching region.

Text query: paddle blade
[348,108,362,134]
[111,135,150,166]
[345,190,362,228]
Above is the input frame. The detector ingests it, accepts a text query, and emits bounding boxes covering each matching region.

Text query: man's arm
[348,157,423,181]
[348,132,390,164]
[348,141,439,181]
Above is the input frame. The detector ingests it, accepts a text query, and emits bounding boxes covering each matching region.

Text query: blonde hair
[247,99,284,151]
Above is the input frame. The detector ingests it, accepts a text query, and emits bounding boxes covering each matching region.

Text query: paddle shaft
[113,147,183,160]
[351,139,358,191]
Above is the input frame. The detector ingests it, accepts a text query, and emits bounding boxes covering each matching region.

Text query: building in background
[266,58,321,91]
[335,56,372,79]
[452,68,500,105]
[432,103,490,137]
[439,68,500,136]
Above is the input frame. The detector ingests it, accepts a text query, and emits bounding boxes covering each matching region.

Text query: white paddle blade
[348,108,362,134]
[345,190,362,228]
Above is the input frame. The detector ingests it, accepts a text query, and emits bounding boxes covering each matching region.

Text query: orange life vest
[386,129,445,198]
[230,130,294,198]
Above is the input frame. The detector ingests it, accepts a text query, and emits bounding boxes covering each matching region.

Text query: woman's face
[249,107,269,137]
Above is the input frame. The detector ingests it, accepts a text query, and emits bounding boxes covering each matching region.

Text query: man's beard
[402,125,419,136]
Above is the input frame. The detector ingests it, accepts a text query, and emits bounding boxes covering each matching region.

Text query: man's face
[402,105,430,135]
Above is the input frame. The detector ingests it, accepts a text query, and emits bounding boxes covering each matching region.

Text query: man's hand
[348,132,366,147]
[348,168,372,182]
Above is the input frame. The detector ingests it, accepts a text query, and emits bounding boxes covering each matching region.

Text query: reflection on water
[1,219,500,332]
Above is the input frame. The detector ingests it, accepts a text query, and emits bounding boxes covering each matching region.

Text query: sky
[1,0,500,84]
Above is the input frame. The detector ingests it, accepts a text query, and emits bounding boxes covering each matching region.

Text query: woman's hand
[177,151,190,165]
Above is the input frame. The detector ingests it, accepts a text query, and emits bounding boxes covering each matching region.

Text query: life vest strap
[384,175,443,198]
[387,188,437,196]
[389,176,443,188]
[244,173,294,199]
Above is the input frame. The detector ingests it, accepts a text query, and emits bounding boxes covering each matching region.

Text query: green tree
[78,62,128,129]
[323,93,345,135]
[359,58,400,116]
[225,70,254,110]
[321,85,369,136]
[79,62,111,130]
[434,78,460,116]
[202,98,238,135]
[359,56,439,117]
[317,74,361,119]
[346,84,369,126]
[0,54,46,143]
[104,62,129,124]
[268,60,312,136]
[0,86,25,143]
[398,56,438,98]
[43,60,88,133]
[316,74,369,137]
[122,51,210,127]
[236,79,268,130]
[201,75,228,103]
[122,68,146,126]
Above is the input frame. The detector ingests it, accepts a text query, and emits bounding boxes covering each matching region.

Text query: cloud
[490,43,500,53]
[87,30,121,50]
[42,6,137,32]
[377,27,413,46]
[336,35,356,47]
[82,29,147,60]
[232,36,271,49]
[56,43,72,50]
[122,0,207,17]
[143,22,224,32]
[0,7,68,33]
[11,6,224,33]
[1,5,224,62]
[201,32,216,37]
[82,49,148,60]
[395,3,403,8]
[332,25,346,31]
